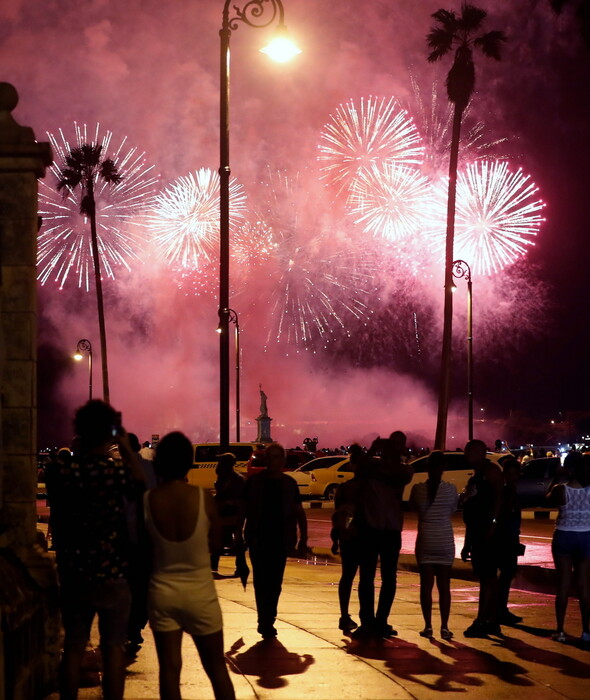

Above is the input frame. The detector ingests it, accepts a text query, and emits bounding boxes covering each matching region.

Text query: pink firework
[430,160,545,276]
[318,96,424,194]
[348,162,433,243]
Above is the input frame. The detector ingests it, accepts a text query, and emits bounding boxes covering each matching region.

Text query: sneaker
[580,631,590,643]
[551,631,567,642]
[485,623,503,638]
[257,624,277,639]
[419,627,433,638]
[500,610,523,625]
[375,623,398,638]
[351,625,375,640]
[338,616,358,633]
[464,621,489,639]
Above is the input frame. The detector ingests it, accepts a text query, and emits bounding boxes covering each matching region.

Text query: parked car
[408,451,510,502]
[246,448,315,477]
[188,442,265,489]
[515,456,562,507]
[290,456,354,500]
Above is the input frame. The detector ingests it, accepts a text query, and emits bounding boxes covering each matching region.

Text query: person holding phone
[48,400,145,700]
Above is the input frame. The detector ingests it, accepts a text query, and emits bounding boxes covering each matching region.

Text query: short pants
[60,577,131,648]
[552,529,590,560]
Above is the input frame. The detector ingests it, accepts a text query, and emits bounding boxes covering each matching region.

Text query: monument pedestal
[256,415,273,443]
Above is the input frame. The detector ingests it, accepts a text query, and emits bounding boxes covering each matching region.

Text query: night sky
[1,0,589,447]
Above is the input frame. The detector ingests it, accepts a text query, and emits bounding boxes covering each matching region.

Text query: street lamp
[452,260,473,441]
[73,338,93,401]
[217,308,242,442]
[218,0,300,449]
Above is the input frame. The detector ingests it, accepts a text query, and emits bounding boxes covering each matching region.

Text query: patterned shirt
[48,454,137,586]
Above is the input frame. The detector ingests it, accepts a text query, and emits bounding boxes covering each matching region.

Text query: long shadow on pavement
[494,634,590,678]
[226,637,315,689]
[347,636,532,692]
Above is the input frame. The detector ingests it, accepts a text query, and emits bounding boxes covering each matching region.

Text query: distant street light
[74,338,93,401]
[452,260,473,441]
[218,0,300,449]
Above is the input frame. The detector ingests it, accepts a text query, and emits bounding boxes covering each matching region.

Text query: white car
[407,450,510,500]
[291,456,354,500]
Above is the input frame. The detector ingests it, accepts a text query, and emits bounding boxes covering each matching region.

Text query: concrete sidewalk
[48,557,590,700]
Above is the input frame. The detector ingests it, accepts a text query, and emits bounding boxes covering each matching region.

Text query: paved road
[304,507,557,568]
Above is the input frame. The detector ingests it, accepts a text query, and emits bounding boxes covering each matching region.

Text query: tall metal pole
[231,310,241,442]
[88,348,93,402]
[218,0,289,450]
[219,6,231,450]
[452,260,473,442]
[467,274,473,441]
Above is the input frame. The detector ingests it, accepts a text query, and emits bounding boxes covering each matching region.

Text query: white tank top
[144,486,211,578]
[556,485,590,532]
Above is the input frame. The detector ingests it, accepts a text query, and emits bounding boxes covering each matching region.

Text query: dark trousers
[249,546,287,628]
[357,527,402,627]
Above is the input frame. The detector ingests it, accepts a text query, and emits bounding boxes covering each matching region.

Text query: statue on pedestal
[256,384,273,443]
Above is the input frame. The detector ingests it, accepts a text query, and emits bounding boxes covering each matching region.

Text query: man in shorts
[48,400,144,700]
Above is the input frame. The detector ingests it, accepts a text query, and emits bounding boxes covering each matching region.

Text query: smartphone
[111,412,122,438]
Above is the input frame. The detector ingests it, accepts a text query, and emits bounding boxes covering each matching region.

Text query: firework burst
[317,96,424,194]
[146,168,246,269]
[38,123,158,290]
[239,170,376,351]
[430,161,545,276]
[348,162,433,242]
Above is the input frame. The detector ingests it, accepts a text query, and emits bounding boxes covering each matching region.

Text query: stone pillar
[255,415,273,443]
[0,82,57,700]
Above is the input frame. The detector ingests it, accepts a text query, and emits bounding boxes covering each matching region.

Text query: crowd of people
[45,400,590,700]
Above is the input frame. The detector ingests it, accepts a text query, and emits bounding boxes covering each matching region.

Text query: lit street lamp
[73,338,93,401]
[218,0,300,449]
[217,308,242,442]
[452,259,473,441]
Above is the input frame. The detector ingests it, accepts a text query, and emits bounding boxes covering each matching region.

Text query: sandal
[551,631,567,642]
[419,627,433,638]
[441,628,453,640]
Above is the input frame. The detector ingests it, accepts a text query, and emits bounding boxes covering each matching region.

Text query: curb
[307,547,556,596]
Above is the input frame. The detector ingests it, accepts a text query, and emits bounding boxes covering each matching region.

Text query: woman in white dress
[410,451,458,640]
[145,432,235,700]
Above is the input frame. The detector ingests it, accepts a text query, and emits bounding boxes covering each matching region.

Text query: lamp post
[218,0,300,449]
[74,338,93,401]
[452,260,473,441]
[217,308,242,442]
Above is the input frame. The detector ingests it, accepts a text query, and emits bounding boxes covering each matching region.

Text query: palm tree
[57,144,122,403]
[426,4,505,449]
[550,0,590,51]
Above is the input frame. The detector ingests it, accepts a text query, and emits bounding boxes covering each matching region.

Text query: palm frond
[446,45,475,107]
[431,9,458,33]
[474,30,506,60]
[100,158,122,184]
[458,3,487,32]
[57,168,83,192]
[80,193,95,217]
[549,0,567,13]
[80,143,102,167]
[427,26,456,61]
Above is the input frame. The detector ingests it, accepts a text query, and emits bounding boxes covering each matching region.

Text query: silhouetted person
[239,443,308,639]
[547,451,590,642]
[331,444,367,633]
[49,400,145,700]
[210,452,245,575]
[145,432,235,700]
[497,456,525,626]
[409,450,458,640]
[353,431,413,638]
[139,440,155,461]
[461,439,504,638]
[125,432,158,660]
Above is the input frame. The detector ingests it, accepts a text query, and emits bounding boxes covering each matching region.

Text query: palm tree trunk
[87,179,110,403]
[434,103,463,450]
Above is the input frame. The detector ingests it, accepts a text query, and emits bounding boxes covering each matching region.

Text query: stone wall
[0,82,58,700]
